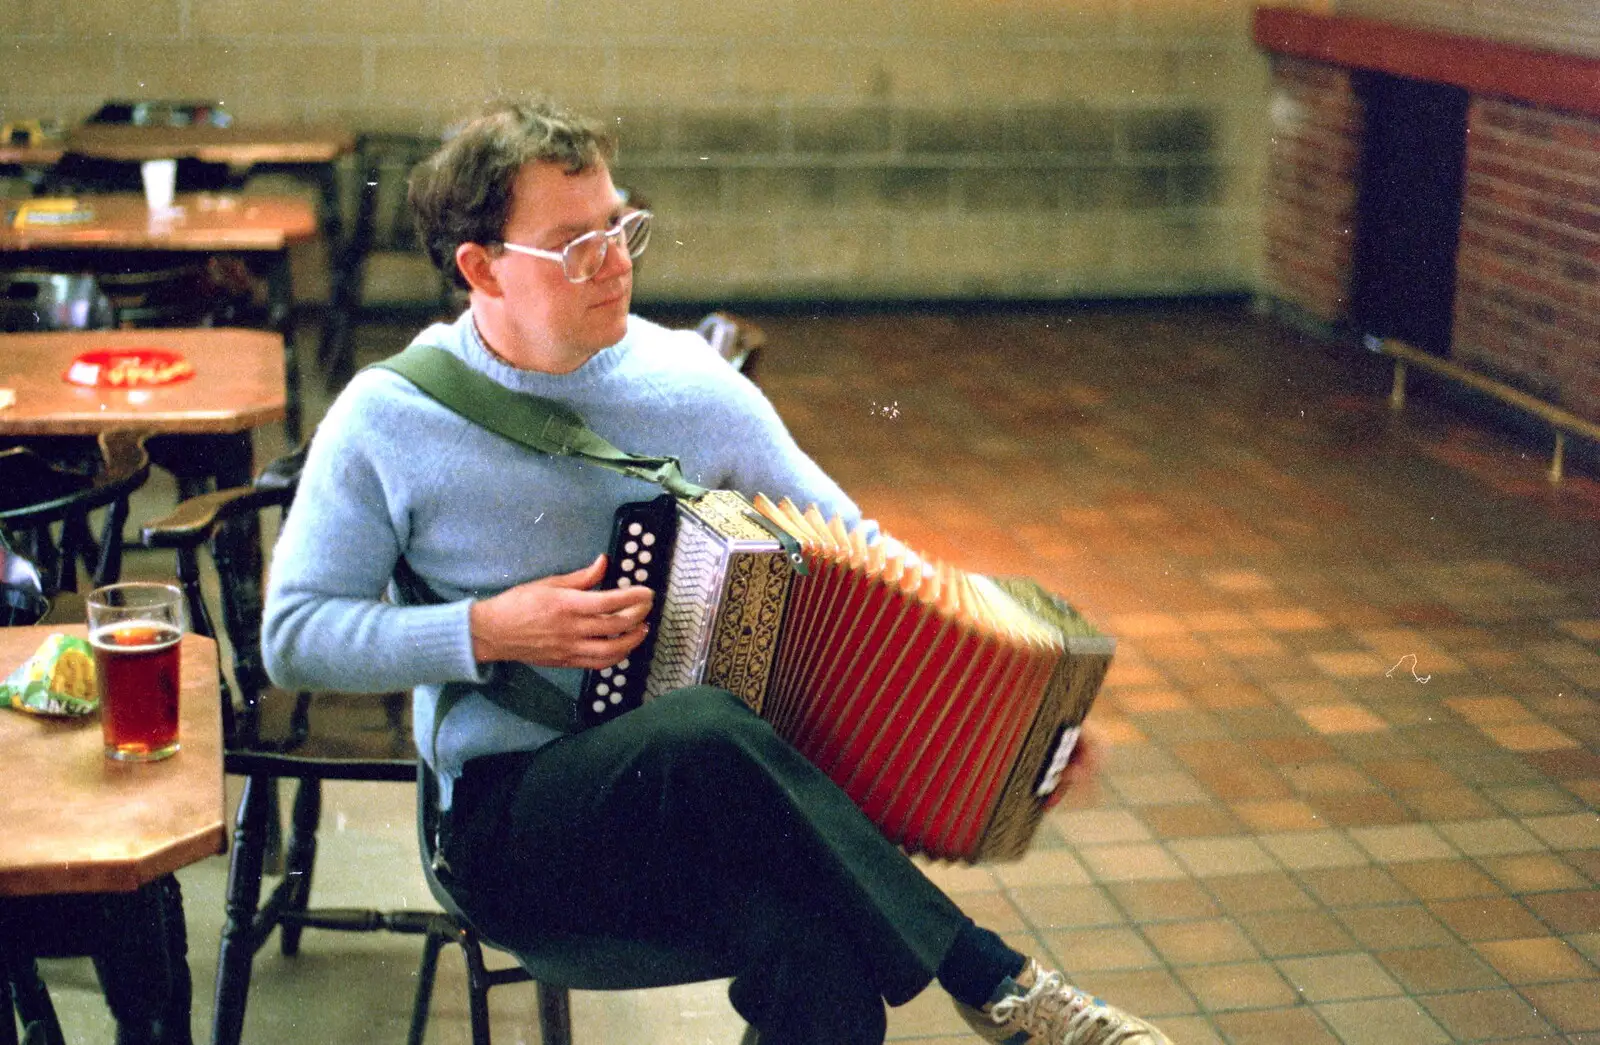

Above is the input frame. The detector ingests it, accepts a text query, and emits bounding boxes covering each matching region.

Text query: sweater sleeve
[262,380,483,693]
[702,366,863,529]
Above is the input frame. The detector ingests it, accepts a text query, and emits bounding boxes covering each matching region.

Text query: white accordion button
[638,550,652,564]
[591,700,606,714]
[625,540,639,553]
[633,569,649,582]
[618,577,632,587]
[628,523,643,536]
[642,533,656,546]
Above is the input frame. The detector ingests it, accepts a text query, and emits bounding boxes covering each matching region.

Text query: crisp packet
[0,633,98,717]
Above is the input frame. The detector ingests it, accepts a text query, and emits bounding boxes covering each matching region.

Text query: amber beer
[87,583,186,762]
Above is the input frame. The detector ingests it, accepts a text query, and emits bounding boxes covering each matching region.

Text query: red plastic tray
[64,347,194,388]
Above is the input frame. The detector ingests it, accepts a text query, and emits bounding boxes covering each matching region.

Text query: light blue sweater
[262,311,858,804]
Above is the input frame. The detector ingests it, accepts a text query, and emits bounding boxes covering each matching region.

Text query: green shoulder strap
[372,342,708,500]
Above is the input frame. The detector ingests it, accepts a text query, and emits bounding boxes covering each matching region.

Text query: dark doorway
[1349,72,1470,358]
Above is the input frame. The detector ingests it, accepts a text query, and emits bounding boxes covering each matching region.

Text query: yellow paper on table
[11,197,95,229]
[0,634,98,717]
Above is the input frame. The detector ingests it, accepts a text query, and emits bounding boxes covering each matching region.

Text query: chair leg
[534,985,570,1045]
[0,967,16,1045]
[455,932,498,1045]
[404,923,450,1045]
[4,963,61,1045]
[278,779,321,957]
[210,775,270,1045]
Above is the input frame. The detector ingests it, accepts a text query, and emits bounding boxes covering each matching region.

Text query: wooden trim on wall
[1253,7,1600,118]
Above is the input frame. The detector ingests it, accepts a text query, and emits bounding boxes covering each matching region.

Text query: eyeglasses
[498,209,652,283]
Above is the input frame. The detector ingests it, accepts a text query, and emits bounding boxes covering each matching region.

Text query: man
[263,98,1172,1045]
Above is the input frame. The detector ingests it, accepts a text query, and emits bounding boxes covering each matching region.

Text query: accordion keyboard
[578,494,679,727]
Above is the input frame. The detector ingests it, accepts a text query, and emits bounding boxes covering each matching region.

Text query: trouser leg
[440,687,968,1043]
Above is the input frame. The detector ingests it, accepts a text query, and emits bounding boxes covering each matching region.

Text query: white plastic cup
[140,158,178,212]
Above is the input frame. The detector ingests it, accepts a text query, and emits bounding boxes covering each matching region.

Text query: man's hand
[469,555,653,669]
[1041,720,1105,810]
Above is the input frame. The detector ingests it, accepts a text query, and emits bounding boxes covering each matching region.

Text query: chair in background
[85,100,231,129]
[697,311,768,381]
[37,153,235,197]
[0,272,115,333]
[319,132,454,391]
[0,429,152,607]
[0,262,246,334]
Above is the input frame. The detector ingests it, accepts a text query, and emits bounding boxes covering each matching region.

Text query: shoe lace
[988,971,1148,1045]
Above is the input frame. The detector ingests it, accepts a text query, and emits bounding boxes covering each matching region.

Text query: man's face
[486,159,633,370]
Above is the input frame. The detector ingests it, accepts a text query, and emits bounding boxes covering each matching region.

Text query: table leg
[0,876,193,1045]
[92,875,194,1045]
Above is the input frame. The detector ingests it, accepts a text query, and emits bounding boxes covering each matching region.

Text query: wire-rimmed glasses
[498,209,652,283]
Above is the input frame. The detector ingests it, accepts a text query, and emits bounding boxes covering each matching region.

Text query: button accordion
[579,490,1116,862]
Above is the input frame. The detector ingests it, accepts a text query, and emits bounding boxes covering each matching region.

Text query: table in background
[0,194,315,440]
[0,626,224,1044]
[0,327,287,492]
[0,122,353,247]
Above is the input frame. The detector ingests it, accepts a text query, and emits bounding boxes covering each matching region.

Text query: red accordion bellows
[753,497,1105,862]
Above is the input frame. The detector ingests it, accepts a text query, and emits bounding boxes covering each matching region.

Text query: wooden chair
[319,132,454,391]
[697,311,768,381]
[0,272,115,333]
[0,429,152,605]
[140,446,420,1045]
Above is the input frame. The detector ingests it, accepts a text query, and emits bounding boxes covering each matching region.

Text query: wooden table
[0,328,286,490]
[0,123,353,247]
[1,193,315,440]
[0,123,353,169]
[0,626,225,896]
[1,626,224,1044]
[0,192,315,253]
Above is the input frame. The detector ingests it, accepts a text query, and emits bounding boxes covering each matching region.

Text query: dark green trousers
[437,686,970,1045]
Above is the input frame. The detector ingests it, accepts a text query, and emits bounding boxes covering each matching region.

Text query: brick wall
[1260,56,1360,326]
[1255,9,1599,426]
[0,0,1270,304]
[1453,99,1600,420]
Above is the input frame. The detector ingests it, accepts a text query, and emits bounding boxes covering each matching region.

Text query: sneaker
[953,958,1173,1045]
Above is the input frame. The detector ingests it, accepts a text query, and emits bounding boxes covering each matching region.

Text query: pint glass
[88,582,186,761]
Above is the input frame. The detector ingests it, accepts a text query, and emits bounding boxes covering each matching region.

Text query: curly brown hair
[408,98,617,290]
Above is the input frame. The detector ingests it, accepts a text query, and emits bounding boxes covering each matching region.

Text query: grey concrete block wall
[3,0,1277,303]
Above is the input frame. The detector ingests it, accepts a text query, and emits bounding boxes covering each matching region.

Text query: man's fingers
[563,628,649,669]
[582,583,654,616]
[543,554,609,590]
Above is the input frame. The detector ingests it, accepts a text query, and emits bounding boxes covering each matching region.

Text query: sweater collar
[420,310,635,393]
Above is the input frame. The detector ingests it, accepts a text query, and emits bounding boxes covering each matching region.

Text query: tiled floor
[34,300,1599,1043]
